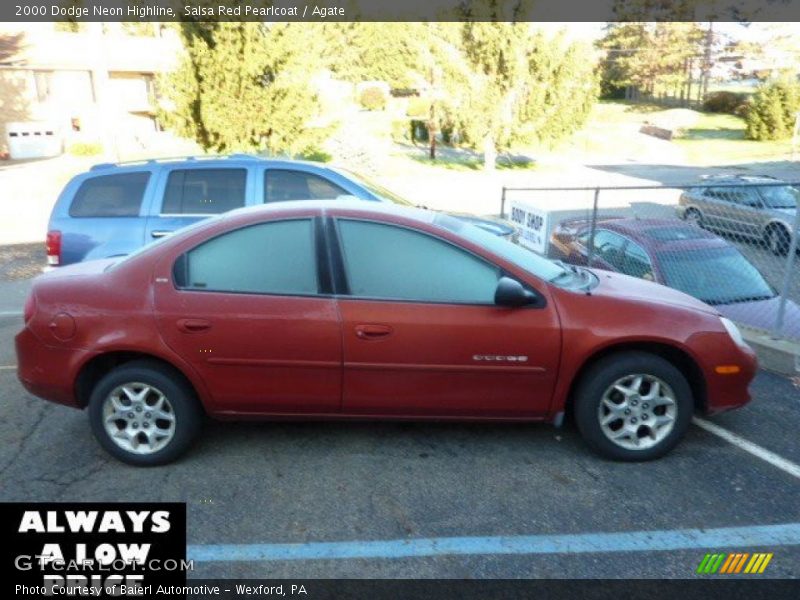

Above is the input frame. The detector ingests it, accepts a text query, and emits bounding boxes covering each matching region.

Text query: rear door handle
[177,318,211,333]
[151,230,173,239]
[355,324,393,339]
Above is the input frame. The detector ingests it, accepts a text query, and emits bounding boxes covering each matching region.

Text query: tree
[598,22,704,101]
[745,80,800,141]
[453,22,598,169]
[159,23,327,157]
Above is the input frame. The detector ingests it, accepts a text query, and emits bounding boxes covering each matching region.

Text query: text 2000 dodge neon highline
[16,201,757,465]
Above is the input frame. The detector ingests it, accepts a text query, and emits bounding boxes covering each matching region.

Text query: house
[0,23,180,157]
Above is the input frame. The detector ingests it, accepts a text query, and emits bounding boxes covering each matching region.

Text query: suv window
[621,241,654,280]
[337,220,500,304]
[69,172,150,217]
[163,169,247,215]
[265,170,347,203]
[178,219,318,295]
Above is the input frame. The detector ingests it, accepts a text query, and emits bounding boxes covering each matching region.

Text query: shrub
[745,81,800,141]
[406,97,430,118]
[67,142,103,156]
[390,119,411,143]
[703,91,749,115]
[359,86,387,111]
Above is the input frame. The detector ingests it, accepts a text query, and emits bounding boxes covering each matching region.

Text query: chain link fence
[500,180,800,343]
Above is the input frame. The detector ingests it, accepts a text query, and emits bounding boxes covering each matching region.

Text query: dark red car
[16,202,757,465]
[549,217,800,340]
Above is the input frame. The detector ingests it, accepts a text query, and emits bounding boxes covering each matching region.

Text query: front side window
[265,170,347,203]
[69,172,150,217]
[178,220,318,295]
[163,168,246,215]
[592,230,626,269]
[337,220,501,304]
[621,241,654,280]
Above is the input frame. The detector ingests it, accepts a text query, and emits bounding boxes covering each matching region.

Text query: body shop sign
[509,201,549,255]
[3,503,187,596]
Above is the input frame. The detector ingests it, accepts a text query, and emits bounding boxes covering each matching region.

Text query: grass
[408,154,537,171]
[672,111,794,164]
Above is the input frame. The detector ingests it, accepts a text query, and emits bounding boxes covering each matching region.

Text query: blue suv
[46,155,516,266]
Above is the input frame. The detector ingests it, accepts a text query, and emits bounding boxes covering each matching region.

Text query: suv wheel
[88,361,202,466]
[573,352,693,461]
[766,225,791,256]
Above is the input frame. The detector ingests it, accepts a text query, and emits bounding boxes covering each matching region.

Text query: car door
[332,218,561,417]
[726,189,763,238]
[153,217,342,415]
[144,166,253,242]
[701,187,736,230]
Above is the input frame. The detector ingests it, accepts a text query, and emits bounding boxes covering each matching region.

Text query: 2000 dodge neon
[15,201,757,465]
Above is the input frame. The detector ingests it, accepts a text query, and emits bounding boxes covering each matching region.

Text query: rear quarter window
[68,172,151,218]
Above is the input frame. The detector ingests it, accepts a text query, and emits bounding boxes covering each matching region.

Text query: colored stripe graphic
[700,552,774,574]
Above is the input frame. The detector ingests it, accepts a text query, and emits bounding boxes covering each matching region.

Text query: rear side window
[177,219,318,295]
[69,172,150,217]
[163,169,246,215]
[265,170,347,203]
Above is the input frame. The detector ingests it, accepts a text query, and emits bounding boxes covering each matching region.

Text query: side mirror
[494,277,537,308]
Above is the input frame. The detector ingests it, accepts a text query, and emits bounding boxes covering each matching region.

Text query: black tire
[88,360,203,466]
[573,351,693,461]
[766,224,791,256]
[684,207,704,229]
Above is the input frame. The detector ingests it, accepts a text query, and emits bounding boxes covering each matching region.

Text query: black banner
[3,503,187,597]
[4,0,800,23]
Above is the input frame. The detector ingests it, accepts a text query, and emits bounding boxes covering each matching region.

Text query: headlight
[720,317,748,348]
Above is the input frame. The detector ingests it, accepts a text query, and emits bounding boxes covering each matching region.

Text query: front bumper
[702,340,759,414]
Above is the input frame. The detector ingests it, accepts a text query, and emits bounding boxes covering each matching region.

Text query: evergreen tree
[160,23,327,157]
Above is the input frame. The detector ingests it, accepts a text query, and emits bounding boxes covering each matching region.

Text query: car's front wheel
[573,352,693,461]
[88,361,202,466]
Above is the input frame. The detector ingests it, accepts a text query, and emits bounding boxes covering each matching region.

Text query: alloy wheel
[597,373,677,451]
[102,383,176,455]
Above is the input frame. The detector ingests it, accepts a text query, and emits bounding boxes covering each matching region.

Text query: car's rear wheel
[88,361,202,466]
[766,224,791,256]
[573,352,693,461]
[684,207,704,228]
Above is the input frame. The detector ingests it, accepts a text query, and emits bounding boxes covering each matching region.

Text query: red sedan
[16,201,757,465]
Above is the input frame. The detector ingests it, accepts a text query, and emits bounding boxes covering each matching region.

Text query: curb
[740,325,800,377]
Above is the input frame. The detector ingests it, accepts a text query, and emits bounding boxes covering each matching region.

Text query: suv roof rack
[89,153,263,171]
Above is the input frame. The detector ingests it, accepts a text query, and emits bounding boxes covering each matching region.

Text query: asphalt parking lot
[1,304,799,579]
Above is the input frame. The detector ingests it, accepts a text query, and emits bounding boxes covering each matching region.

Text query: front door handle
[177,318,211,333]
[355,324,393,339]
[152,230,173,239]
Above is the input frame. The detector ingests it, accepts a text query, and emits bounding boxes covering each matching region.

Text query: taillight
[46,230,61,266]
[23,294,36,323]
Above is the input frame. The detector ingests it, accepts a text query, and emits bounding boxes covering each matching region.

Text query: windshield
[758,185,799,209]
[435,214,568,282]
[336,168,415,207]
[657,247,774,305]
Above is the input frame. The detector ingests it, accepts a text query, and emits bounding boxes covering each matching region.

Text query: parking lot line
[0,365,16,371]
[0,311,22,317]
[693,417,800,481]
[186,522,800,563]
